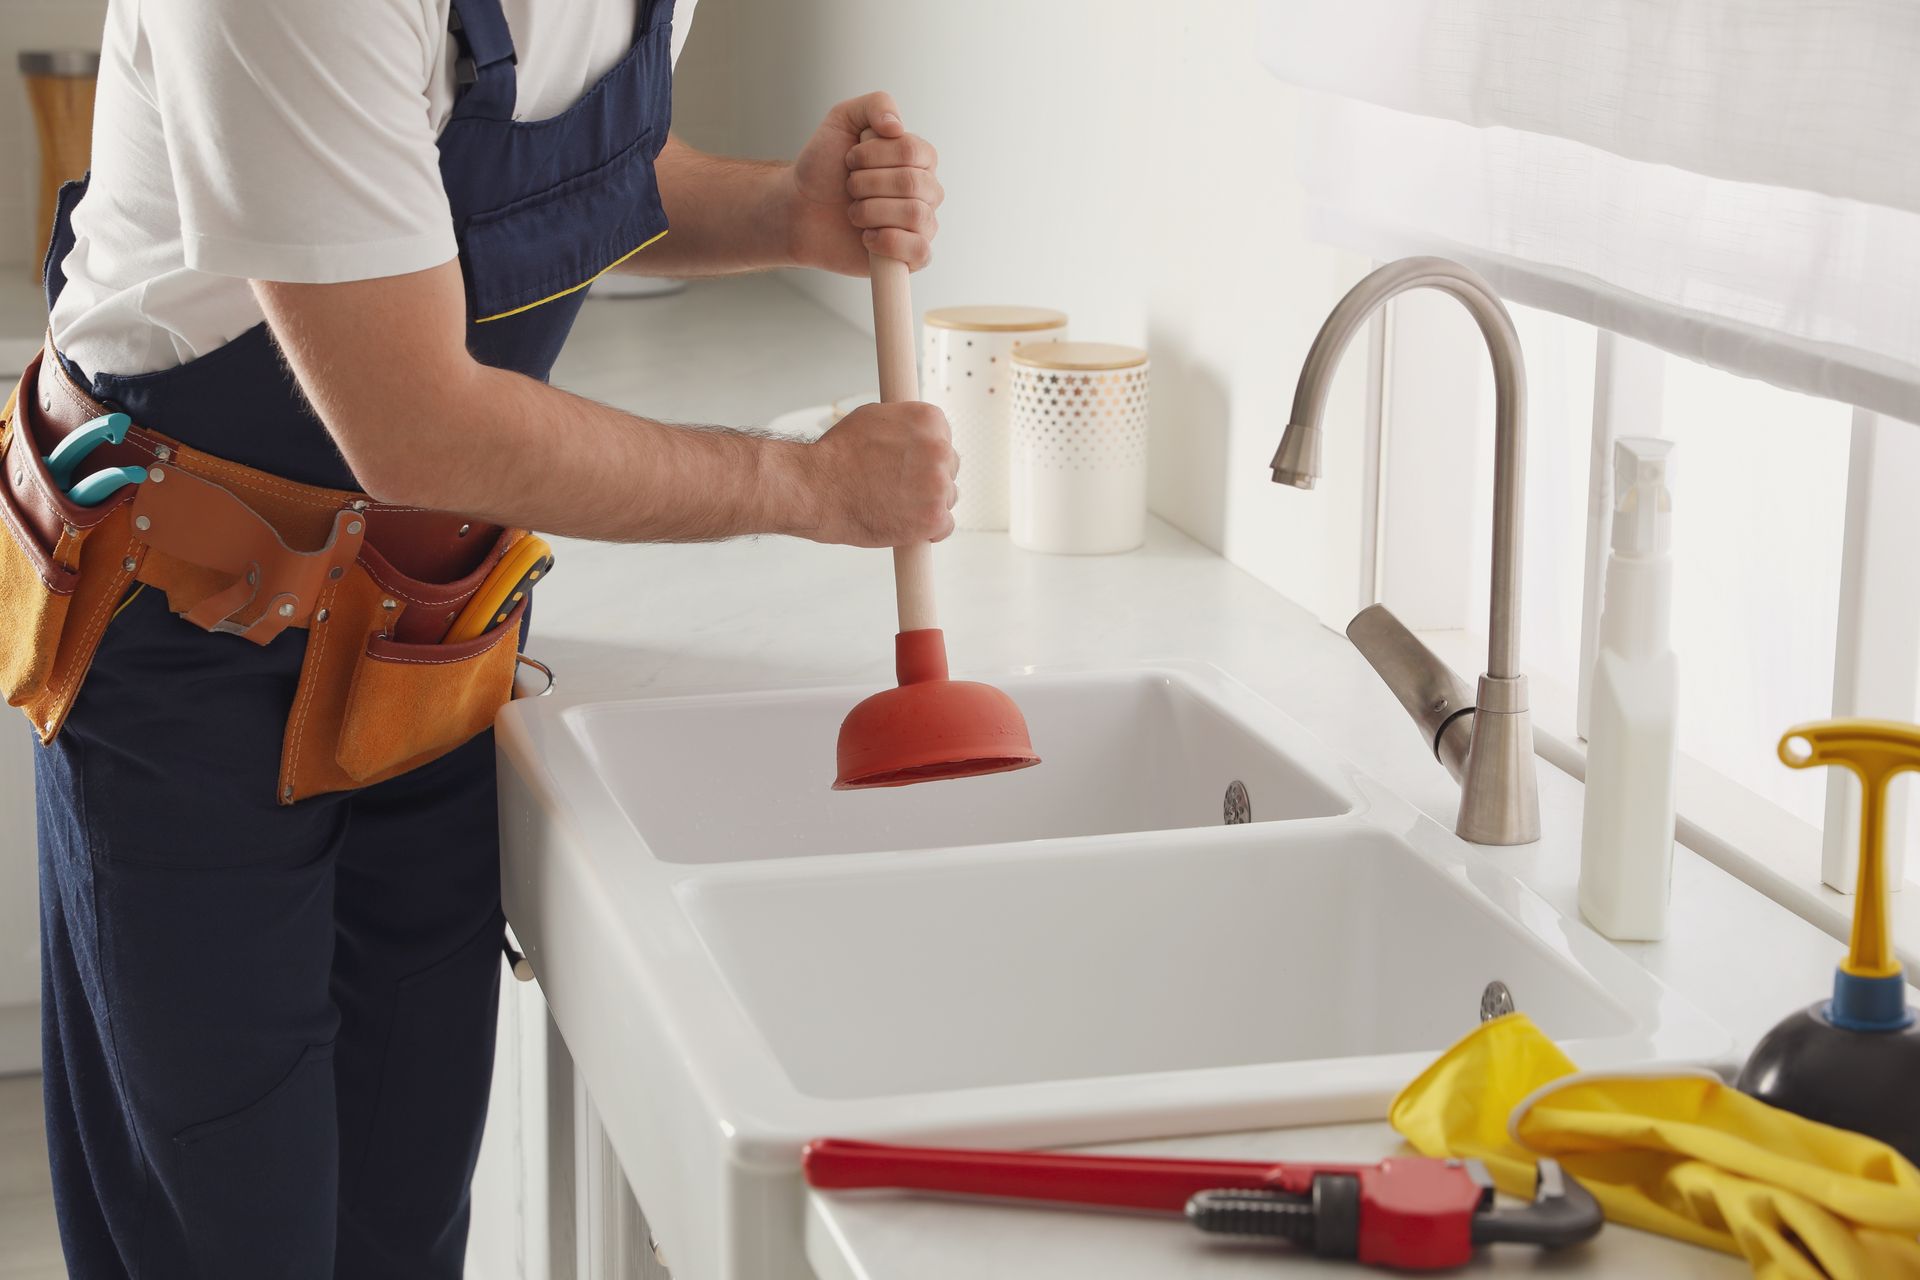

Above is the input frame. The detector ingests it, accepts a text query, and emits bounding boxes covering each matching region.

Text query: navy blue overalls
[36,1,672,1274]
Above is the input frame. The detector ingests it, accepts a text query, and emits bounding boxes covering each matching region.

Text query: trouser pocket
[169,1041,338,1279]
[343,918,504,1229]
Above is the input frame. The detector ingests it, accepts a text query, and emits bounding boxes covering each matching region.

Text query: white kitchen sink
[679,825,1633,1100]
[496,662,1730,1280]
[561,668,1351,862]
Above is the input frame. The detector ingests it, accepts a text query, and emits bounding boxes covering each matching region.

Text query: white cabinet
[470,973,669,1280]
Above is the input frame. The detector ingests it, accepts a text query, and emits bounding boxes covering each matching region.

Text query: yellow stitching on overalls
[473,229,670,323]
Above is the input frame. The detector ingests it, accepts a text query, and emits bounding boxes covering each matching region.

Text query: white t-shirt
[51,0,696,377]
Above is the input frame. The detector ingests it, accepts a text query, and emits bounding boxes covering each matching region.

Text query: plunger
[1737,719,1920,1165]
[832,254,1040,789]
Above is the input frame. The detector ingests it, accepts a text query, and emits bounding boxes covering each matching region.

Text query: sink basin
[561,668,1351,862]
[497,661,1731,1280]
[680,824,1633,1101]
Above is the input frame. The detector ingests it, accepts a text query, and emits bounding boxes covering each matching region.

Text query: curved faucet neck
[1287,257,1527,680]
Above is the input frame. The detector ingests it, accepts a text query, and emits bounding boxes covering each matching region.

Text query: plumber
[6,0,951,1275]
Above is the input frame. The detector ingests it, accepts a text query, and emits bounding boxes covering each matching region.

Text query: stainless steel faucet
[1273,256,1540,845]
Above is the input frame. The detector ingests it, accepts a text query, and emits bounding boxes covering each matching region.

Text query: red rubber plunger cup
[832,254,1039,790]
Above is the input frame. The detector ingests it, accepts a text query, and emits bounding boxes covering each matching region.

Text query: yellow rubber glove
[1390,1014,1920,1279]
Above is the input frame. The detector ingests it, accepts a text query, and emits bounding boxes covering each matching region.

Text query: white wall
[675,0,1374,625]
[0,2,108,1074]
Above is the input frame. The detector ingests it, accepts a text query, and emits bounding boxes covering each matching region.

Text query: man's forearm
[393,362,817,541]
[624,135,796,277]
[255,228,956,552]
[256,265,812,541]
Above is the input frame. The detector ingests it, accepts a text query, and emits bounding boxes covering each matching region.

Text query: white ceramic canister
[1010,342,1150,554]
[922,306,1068,530]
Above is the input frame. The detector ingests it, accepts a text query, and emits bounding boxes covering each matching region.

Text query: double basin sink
[496,663,1729,1279]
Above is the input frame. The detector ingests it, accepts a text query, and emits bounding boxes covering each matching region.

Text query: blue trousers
[37,586,505,1278]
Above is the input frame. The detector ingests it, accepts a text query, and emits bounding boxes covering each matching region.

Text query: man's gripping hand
[789,401,959,547]
[785,91,942,274]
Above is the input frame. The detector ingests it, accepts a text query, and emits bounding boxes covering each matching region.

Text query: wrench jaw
[1468,1159,1605,1250]
[1186,1158,1602,1270]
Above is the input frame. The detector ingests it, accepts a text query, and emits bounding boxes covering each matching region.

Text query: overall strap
[636,0,674,37]
[446,0,517,121]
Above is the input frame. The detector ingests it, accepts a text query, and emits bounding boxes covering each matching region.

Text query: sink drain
[1223,780,1252,825]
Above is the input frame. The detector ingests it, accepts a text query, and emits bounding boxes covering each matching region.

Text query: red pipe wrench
[803,1139,1602,1272]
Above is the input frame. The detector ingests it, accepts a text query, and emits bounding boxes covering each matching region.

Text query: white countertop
[536,276,1848,1280]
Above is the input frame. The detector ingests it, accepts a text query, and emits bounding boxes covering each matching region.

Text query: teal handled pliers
[43,412,147,507]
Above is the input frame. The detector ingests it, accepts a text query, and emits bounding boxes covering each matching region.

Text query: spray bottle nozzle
[1612,436,1674,557]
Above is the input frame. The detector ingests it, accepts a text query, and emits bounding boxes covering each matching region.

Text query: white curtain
[1261,0,1920,424]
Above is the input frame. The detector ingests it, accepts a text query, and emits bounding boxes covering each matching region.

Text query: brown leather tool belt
[0,343,530,804]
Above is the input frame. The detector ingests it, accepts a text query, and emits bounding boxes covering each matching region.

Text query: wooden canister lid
[924,305,1068,333]
[1012,341,1147,371]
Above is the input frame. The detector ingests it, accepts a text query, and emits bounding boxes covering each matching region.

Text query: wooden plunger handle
[868,253,937,633]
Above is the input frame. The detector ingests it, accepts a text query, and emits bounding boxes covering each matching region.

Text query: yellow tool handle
[445,534,553,645]
[1779,719,1920,978]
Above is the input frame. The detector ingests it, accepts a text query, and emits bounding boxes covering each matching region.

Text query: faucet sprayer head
[1270,421,1323,489]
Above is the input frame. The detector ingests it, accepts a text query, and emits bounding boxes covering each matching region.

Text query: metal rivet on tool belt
[282,785,294,800]
[381,598,397,611]
[457,523,471,537]
[277,602,295,618]
[148,467,164,483]
[328,566,344,580]
[40,389,51,412]
[121,556,136,571]
[350,499,368,511]
[133,515,151,532]
[315,608,329,623]
[246,567,258,585]
[346,520,363,536]
[153,445,171,461]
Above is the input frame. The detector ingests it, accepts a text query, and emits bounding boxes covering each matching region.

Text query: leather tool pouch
[0,387,138,737]
[279,530,527,802]
[2,351,531,804]
[0,401,74,710]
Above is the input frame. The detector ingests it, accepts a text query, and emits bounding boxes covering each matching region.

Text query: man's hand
[638,99,938,279]
[788,91,942,274]
[795,402,959,546]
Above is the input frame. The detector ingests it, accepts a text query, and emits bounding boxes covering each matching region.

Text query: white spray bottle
[1579,437,1678,942]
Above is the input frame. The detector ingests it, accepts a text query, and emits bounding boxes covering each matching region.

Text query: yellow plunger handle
[1779,719,1920,979]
